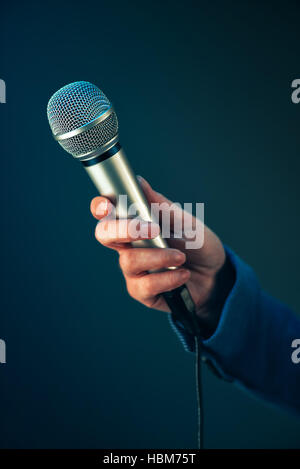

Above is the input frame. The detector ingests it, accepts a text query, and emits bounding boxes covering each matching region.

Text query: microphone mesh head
[47,81,119,159]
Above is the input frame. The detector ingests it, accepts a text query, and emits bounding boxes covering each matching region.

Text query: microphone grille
[47,81,119,159]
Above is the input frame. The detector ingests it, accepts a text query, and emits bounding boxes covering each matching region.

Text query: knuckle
[166,271,176,288]
[119,251,134,273]
[161,271,178,292]
[127,280,138,300]
[98,221,111,243]
[165,250,174,263]
[95,221,108,244]
[140,276,154,299]
[94,222,102,242]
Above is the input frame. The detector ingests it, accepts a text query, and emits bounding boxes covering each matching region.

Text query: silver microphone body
[84,147,168,249]
[47,81,200,335]
[83,145,197,327]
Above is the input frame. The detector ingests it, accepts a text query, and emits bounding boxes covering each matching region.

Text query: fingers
[137,175,178,210]
[95,218,160,246]
[127,268,191,303]
[90,190,191,312]
[90,177,198,239]
[119,248,186,277]
[137,175,198,236]
[90,178,172,220]
[90,196,113,220]
[91,175,202,255]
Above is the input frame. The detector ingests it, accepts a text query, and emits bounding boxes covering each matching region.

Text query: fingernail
[137,175,148,186]
[96,200,108,216]
[140,222,160,238]
[173,250,186,263]
[176,268,190,279]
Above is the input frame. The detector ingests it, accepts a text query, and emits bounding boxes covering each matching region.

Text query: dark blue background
[1,0,300,448]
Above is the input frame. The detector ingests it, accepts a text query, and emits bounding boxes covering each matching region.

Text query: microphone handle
[83,145,200,336]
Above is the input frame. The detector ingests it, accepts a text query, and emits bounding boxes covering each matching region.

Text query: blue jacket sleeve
[169,246,300,415]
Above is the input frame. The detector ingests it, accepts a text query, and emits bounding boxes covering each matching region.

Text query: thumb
[137,175,172,206]
[137,175,192,234]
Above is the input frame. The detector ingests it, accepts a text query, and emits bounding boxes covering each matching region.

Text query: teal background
[1,0,300,448]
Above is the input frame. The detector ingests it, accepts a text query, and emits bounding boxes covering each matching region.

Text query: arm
[90,176,300,416]
[171,246,300,415]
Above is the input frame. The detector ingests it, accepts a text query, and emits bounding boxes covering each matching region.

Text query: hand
[90,176,229,336]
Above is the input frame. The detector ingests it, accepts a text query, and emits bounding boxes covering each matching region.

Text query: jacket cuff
[169,245,260,381]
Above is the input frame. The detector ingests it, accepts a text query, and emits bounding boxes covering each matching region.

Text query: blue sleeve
[169,246,300,415]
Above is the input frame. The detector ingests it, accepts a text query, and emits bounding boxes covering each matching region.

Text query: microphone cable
[195,335,204,449]
[163,286,204,449]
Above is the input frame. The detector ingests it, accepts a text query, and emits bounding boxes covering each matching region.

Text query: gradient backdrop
[1,0,300,448]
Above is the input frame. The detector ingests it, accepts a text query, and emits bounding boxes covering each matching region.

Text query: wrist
[196,253,236,339]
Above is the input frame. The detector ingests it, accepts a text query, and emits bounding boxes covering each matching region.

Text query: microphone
[47,81,200,336]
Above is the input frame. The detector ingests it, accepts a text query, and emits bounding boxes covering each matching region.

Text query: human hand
[90,176,229,335]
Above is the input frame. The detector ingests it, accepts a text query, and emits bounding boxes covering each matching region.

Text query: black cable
[195,335,204,449]
[163,286,204,449]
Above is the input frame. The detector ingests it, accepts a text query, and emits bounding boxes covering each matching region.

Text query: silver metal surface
[47,82,167,250]
[47,81,118,159]
[77,134,119,161]
[47,81,112,135]
[54,108,114,141]
[85,147,168,249]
